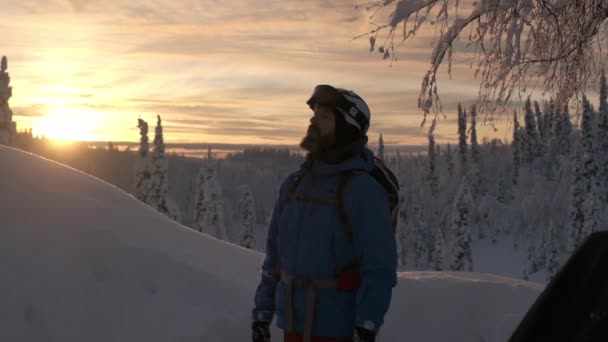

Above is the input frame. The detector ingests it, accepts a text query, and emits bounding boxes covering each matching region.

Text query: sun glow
[32,106,101,142]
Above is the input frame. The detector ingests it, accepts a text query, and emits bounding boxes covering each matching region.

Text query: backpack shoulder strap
[277,168,307,211]
[336,169,367,241]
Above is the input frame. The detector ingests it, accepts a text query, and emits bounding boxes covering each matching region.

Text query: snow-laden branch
[358,0,608,122]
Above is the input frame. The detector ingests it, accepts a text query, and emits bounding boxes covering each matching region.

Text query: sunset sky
[1,0,512,148]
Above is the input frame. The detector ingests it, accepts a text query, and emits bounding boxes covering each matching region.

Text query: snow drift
[0,146,543,341]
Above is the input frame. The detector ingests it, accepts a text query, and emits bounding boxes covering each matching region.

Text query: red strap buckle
[336,269,360,291]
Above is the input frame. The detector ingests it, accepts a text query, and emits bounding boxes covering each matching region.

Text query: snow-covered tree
[449,176,473,271]
[497,173,506,204]
[148,115,171,217]
[396,194,409,266]
[550,105,574,156]
[580,97,601,202]
[395,149,402,178]
[598,70,608,203]
[457,104,467,175]
[542,100,556,145]
[534,102,546,153]
[544,221,560,282]
[193,164,213,233]
[581,185,601,243]
[377,133,385,160]
[446,143,454,177]
[238,185,256,249]
[568,138,594,252]
[427,119,439,197]
[523,98,539,163]
[360,0,608,118]
[412,204,429,269]
[203,166,227,240]
[134,118,151,203]
[470,105,479,165]
[580,96,596,157]
[568,145,584,252]
[511,111,521,186]
[469,104,483,197]
[524,239,540,279]
[430,227,445,271]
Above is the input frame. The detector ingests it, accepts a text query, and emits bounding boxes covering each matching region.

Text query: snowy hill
[0,146,543,341]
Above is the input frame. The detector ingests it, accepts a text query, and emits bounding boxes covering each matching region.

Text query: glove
[252,321,271,342]
[354,327,376,342]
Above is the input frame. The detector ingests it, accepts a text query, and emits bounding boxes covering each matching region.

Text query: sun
[33,105,100,142]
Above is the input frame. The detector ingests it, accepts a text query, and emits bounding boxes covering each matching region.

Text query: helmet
[306,84,371,135]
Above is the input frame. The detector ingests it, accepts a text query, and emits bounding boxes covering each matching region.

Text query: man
[251,85,397,342]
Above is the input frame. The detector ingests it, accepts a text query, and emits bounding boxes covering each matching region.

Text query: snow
[0,146,543,341]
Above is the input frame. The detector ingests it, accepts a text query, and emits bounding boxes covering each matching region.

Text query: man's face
[299,104,336,153]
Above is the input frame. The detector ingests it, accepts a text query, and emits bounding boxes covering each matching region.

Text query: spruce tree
[449,177,473,271]
[238,185,257,249]
[470,105,479,165]
[580,97,601,212]
[534,101,546,155]
[428,119,439,197]
[512,111,521,186]
[551,105,573,156]
[524,240,540,277]
[543,100,555,144]
[378,133,385,160]
[581,180,601,240]
[597,71,608,203]
[412,204,429,269]
[203,166,227,240]
[135,118,151,203]
[396,196,409,266]
[446,143,454,177]
[457,104,468,175]
[580,96,595,158]
[149,115,170,216]
[568,141,586,252]
[430,227,445,271]
[544,221,560,282]
[523,98,539,163]
[192,165,210,232]
[469,104,482,198]
[497,173,506,204]
[395,149,401,179]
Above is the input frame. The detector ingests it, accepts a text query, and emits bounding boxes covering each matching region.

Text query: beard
[299,125,334,153]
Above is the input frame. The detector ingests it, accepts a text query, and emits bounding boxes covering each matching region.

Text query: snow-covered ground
[0,146,544,341]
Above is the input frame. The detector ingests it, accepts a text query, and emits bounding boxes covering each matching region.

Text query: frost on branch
[356,0,608,121]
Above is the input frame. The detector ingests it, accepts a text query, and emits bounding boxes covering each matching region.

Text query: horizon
[25,138,431,159]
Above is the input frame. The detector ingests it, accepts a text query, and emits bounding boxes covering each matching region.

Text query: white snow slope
[0,146,544,342]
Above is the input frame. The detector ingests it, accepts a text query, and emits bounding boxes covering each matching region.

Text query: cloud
[3,0,502,145]
[12,104,47,117]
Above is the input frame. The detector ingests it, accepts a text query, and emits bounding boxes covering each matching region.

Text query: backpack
[287,156,400,240]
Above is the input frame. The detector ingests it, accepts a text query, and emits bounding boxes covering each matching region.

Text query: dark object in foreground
[510,231,608,342]
[252,321,271,342]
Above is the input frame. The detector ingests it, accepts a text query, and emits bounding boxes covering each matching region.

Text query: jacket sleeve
[251,177,291,322]
[346,175,398,333]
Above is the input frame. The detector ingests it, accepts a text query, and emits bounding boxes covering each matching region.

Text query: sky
[1,0,510,148]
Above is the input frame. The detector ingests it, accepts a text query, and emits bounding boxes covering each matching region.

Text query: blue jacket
[252,147,397,337]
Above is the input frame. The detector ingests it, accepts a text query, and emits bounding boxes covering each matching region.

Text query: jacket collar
[301,136,374,176]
